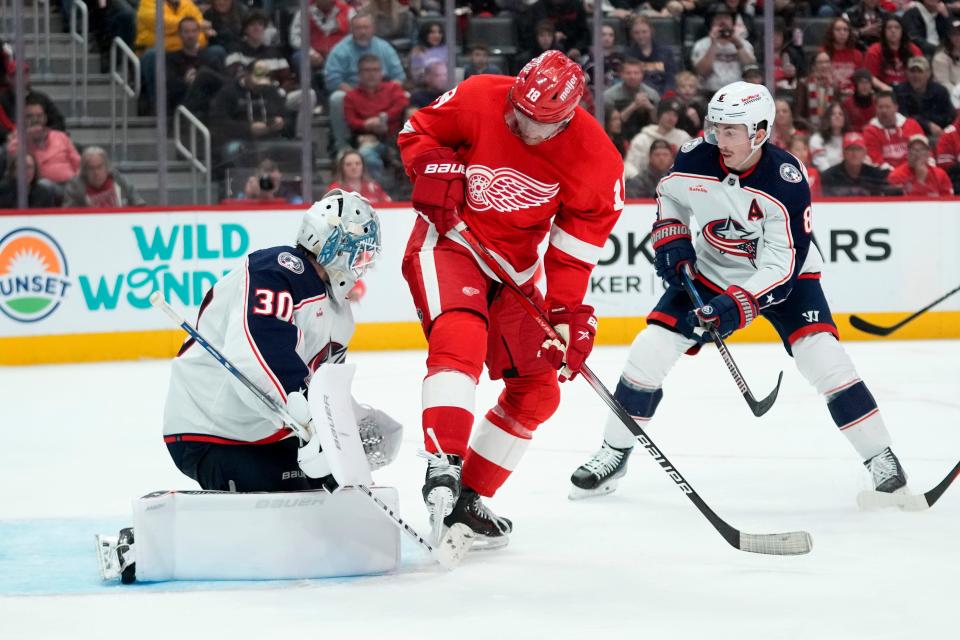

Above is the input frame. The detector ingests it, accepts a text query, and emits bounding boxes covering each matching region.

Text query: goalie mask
[297,189,381,302]
[703,81,775,151]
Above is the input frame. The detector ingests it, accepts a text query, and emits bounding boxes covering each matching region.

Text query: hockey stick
[149,292,471,569]
[453,223,812,556]
[857,459,960,511]
[679,265,783,417]
[849,283,960,337]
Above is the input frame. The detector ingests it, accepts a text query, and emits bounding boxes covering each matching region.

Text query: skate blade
[568,478,620,501]
[95,534,120,580]
[857,488,927,511]
[433,523,474,569]
[427,489,454,546]
[467,532,510,551]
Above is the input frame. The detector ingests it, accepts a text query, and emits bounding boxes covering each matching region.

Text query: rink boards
[1,199,958,364]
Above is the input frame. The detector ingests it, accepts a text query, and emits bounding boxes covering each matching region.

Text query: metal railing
[110,36,140,162]
[174,105,213,205]
[35,0,51,75]
[0,0,51,75]
[69,0,89,118]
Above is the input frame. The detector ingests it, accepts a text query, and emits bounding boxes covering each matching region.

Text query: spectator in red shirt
[327,148,391,204]
[863,90,925,169]
[343,53,408,182]
[864,16,923,91]
[843,68,877,131]
[821,17,863,96]
[888,134,954,195]
[6,97,80,185]
[935,112,960,192]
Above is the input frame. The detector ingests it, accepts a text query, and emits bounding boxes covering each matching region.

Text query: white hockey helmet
[703,81,776,150]
[297,189,381,302]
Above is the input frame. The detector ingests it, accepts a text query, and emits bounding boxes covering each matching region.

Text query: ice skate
[569,442,633,500]
[96,527,136,584]
[443,487,512,550]
[865,447,908,494]
[419,448,463,544]
[857,447,916,510]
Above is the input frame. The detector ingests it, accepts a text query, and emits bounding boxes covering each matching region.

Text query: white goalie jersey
[656,137,823,308]
[163,246,355,444]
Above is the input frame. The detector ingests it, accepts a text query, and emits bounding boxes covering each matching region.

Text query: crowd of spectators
[8,1,960,208]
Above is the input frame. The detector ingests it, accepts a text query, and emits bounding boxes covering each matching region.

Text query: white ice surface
[1,341,958,639]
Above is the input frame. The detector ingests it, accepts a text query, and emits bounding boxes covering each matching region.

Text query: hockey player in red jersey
[570,81,910,502]
[399,51,625,548]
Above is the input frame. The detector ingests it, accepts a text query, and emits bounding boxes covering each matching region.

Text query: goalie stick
[149,291,471,569]
[680,265,783,417]
[849,283,960,337]
[857,459,960,511]
[454,223,813,556]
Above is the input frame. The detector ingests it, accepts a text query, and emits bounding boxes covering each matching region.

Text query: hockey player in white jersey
[570,82,909,500]
[162,188,399,493]
[99,190,405,584]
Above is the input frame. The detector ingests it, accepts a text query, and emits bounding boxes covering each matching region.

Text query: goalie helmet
[703,81,776,150]
[297,189,381,302]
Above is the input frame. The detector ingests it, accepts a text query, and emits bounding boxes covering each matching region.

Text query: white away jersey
[163,246,354,444]
[656,138,822,308]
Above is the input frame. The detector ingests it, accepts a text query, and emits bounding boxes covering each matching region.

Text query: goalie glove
[540,304,597,382]
[353,401,404,470]
[288,390,333,481]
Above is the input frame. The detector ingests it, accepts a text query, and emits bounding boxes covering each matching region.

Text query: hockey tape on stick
[453,223,812,556]
[149,292,470,569]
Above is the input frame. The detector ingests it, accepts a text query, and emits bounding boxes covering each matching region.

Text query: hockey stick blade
[746,370,784,417]
[849,283,960,337]
[857,459,960,512]
[738,531,813,556]
[848,314,899,337]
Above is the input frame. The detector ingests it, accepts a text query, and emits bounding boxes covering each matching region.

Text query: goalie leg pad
[131,487,401,581]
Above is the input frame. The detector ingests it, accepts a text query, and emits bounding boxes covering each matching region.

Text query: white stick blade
[434,523,474,569]
[739,531,813,556]
[857,490,929,511]
[95,534,120,580]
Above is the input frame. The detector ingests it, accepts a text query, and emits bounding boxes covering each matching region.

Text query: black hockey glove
[652,219,696,288]
[686,286,758,342]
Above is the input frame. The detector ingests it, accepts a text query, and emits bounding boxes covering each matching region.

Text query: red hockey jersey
[398,75,625,310]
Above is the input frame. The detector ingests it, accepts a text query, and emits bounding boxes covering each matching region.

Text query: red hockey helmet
[509,51,584,124]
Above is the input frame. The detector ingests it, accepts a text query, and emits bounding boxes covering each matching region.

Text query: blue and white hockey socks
[793,333,892,459]
[602,326,694,449]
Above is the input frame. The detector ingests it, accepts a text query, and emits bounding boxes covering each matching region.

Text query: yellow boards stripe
[2,312,959,365]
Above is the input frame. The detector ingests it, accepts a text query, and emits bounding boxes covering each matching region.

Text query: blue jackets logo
[0,227,71,323]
